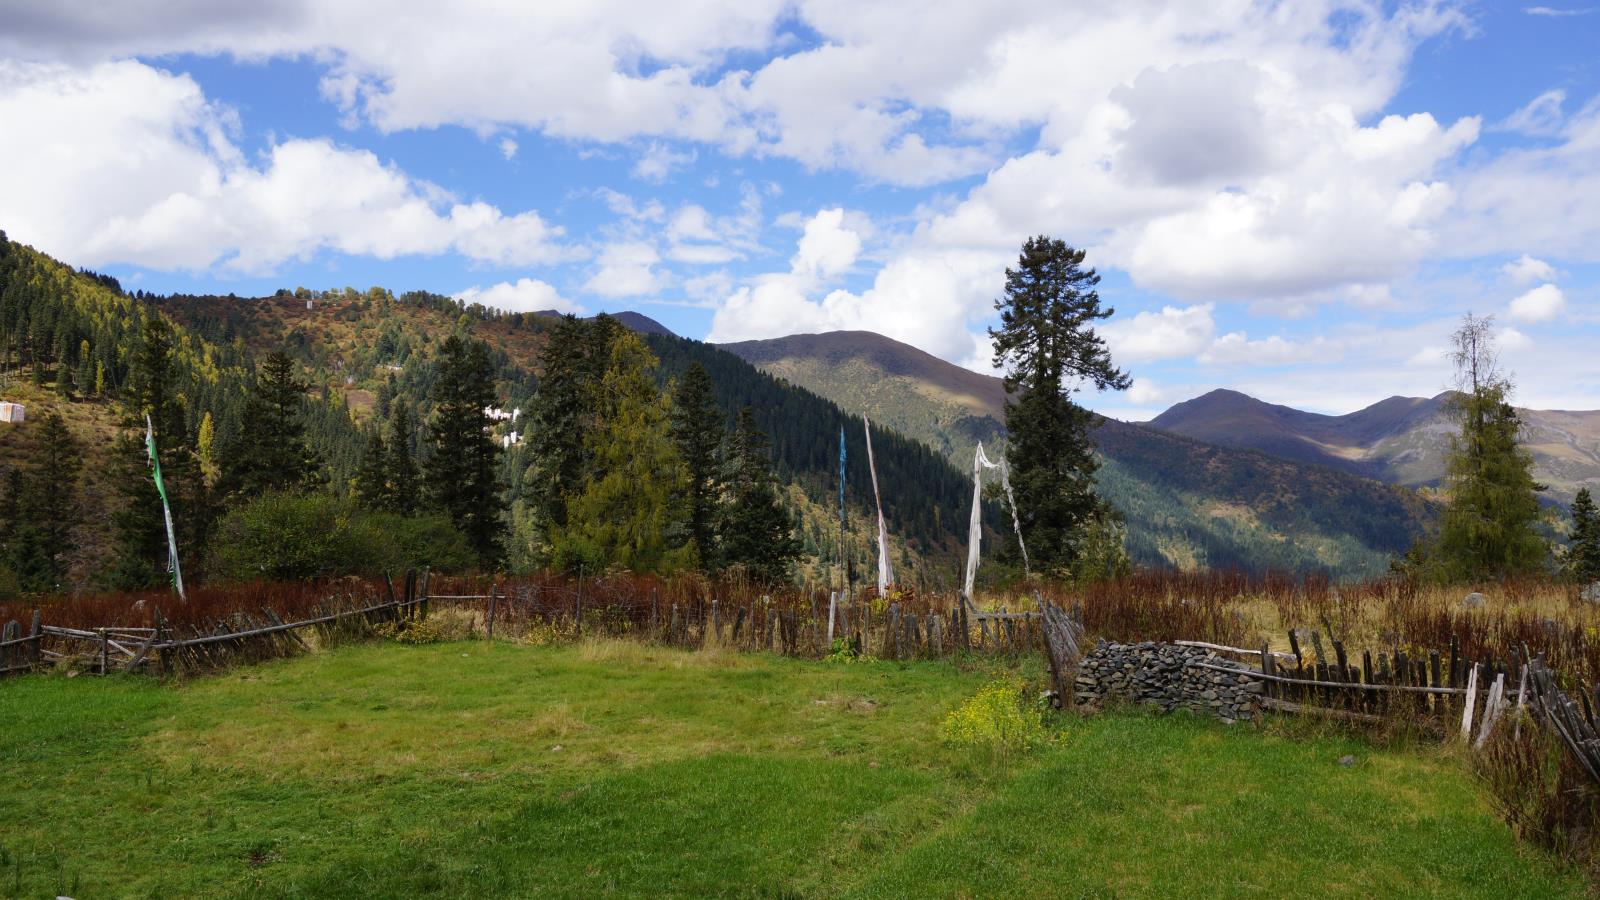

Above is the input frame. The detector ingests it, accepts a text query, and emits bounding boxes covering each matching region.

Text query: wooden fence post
[486,586,499,641]
[30,608,42,669]
[826,591,837,647]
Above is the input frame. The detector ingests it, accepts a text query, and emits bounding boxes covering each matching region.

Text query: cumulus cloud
[631,142,696,183]
[455,278,581,314]
[498,137,518,160]
[1508,283,1567,322]
[583,241,667,297]
[1101,304,1216,363]
[0,59,570,271]
[1502,254,1557,285]
[1199,333,1333,366]
[791,208,861,279]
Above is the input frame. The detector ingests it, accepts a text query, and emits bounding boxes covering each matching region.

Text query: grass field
[0,639,1583,898]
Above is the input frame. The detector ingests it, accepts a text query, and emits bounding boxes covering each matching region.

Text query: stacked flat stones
[1073,640,1264,723]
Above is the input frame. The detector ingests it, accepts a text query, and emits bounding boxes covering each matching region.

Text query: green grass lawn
[0,639,1581,898]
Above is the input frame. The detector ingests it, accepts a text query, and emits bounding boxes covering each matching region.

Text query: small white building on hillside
[0,401,24,424]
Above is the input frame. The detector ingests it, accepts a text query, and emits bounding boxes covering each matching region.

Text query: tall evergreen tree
[555,332,689,574]
[989,236,1130,575]
[108,315,207,590]
[671,362,724,569]
[527,315,591,530]
[218,350,320,499]
[1433,314,1548,580]
[386,405,420,515]
[354,428,392,510]
[719,406,801,585]
[425,335,505,566]
[1566,488,1600,584]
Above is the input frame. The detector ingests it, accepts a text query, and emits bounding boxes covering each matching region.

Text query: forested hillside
[0,234,993,592]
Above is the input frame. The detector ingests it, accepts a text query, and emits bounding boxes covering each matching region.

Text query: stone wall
[1074,640,1264,723]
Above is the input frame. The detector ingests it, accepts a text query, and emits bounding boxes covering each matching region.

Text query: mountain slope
[719,330,1436,578]
[1150,389,1600,504]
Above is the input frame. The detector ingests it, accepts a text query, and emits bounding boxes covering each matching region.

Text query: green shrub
[941,678,1051,757]
[207,492,475,582]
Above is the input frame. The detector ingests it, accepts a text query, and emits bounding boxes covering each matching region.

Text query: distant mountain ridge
[532,309,675,337]
[719,330,1435,578]
[1150,389,1600,504]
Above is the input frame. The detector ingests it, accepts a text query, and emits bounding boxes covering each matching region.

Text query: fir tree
[425,335,505,566]
[218,350,320,499]
[1433,314,1548,580]
[1567,488,1600,584]
[527,315,590,530]
[107,315,207,590]
[719,407,801,585]
[386,405,420,515]
[989,236,1129,574]
[7,412,82,590]
[355,428,392,510]
[555,332,690,574]
[671,362,724,569]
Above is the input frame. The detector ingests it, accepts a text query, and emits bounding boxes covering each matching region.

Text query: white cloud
[584,241,667,297]
[1524,6,1593,16]
[1125,378,1169,406]
[1496,89,1566,137]
[498,137,518,160]
[1498,326,1534,352]
[1198,333,1332,366]
[455,278,581,314]
[1508,283,1567,322]
[0,60,571,271]
[1502,254,1557,285]
[791,208,860,279]
[631,142,696,183]
[1101,304,1216,363]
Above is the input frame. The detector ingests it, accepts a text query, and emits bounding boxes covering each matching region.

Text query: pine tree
[555,332,690,574]
[218,350,320,499]
[719,407,801,585]
[671,362,724,569]
[8,412,82,589]
[1434,314,1548,580]
[989,236,1129,574]
[425,335,505,566]
[1567,488,1600,584]
[196,411,216,485]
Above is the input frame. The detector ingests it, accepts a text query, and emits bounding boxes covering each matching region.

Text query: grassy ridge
[0,640,1578,897]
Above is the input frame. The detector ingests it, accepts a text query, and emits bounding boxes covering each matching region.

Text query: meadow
[0,637,1581,898]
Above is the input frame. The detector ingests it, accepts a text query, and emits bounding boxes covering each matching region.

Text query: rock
[1338,754,1356,767]
[1462,592,1486,609]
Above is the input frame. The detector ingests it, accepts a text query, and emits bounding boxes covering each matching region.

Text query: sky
[1,1,1597,420]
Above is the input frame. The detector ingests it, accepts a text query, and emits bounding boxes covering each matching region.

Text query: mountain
[1150,389,1600,505]
[531,309,676,337]
[719,331,1435,578]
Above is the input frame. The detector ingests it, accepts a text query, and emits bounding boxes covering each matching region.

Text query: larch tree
[555,331,690,574]
[989,236,1130,576]
[1433,314,1548,581]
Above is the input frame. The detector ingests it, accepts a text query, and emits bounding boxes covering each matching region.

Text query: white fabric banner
[964,442,1029,598]
[864,417,894,594]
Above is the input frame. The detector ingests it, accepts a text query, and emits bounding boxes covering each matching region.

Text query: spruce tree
[218,350,320,499]
[425,335,505,566]
[719,407,800,585]
[1567,487,1600,584]
[1431,315,1548,581]
[671,362,724,569]
[989,236,1129,574]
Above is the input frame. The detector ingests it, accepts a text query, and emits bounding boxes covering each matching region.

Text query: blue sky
[1,1,1597,418]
